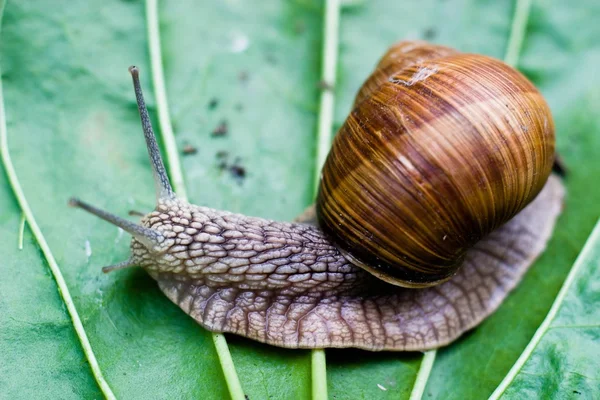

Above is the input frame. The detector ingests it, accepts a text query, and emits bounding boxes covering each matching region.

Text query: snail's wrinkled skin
[128,175,563,351]
[70,45,566,352]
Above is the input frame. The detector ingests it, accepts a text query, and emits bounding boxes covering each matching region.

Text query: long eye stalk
[129,66,174,200]
[68,67,174,271]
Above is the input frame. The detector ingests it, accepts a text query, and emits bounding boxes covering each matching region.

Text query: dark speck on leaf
[208,98,219,110]
[423,27,437,40]
[216,153,246,183]
[573,390,581,395]
[239,70,249,82]
[230,164,246,181]
[235,103,244,112]
[182,144,198,155]
[211,120,228,137]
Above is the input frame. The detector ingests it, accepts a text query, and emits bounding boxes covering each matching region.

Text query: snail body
[70,42,564,351]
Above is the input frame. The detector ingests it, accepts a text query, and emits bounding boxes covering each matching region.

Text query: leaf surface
[1,0,599,399]
[493,220,600,399]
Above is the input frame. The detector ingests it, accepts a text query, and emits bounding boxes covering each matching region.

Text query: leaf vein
[0,1,116,398]
[143,1,244,399]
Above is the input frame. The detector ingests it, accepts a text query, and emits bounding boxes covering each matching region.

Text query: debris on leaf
[216,152,246,183]
[208,98,219,110]
[211,120,229,137]
[85,239,92,260]
[182,144,198,155]
[423,27,437,40]
[229,163,246,181]
[238,70,249,83]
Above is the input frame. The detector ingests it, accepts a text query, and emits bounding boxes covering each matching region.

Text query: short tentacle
[69,197,163,249]
[102,258,138,274]
[128,210,145,217]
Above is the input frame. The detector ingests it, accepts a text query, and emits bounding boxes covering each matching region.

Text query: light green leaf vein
[504,0,532,67]
[313,0,341,193]
[312,0,341,399]
[144,0,244,399]
[490,219,600,399]
[0,1,115,398]
[409,351,437,400]
[145,0,187,201]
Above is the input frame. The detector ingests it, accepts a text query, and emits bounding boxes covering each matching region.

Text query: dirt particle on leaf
[208,98,219,110]
[216,153,246,183]
[230,164,246,180]
[85,240,92,259]
[423,27,437,40]
[211,120,229,137]
[239,70,249,83]
[182,143,198,155]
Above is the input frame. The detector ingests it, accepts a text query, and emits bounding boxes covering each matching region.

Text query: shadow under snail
[70,41,565,351]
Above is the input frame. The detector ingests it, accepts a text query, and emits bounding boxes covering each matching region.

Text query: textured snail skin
[127,175,563,351]
[70,43,565,351]
[318,42,555,288]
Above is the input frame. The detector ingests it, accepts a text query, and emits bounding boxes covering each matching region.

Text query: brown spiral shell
[316,41,555,288]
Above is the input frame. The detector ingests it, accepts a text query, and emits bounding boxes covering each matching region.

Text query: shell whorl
[317,42,555,288]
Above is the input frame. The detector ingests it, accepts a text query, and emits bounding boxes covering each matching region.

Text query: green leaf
[491,219,600,398]
[0,173,101,399]
[1,0,599,399]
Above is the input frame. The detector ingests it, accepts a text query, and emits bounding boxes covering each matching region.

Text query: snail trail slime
[70,41,564,351]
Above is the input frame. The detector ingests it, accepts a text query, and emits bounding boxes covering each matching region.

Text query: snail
[70,41,564,351]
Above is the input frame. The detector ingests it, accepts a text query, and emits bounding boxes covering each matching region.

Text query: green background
[1,0,599,398]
